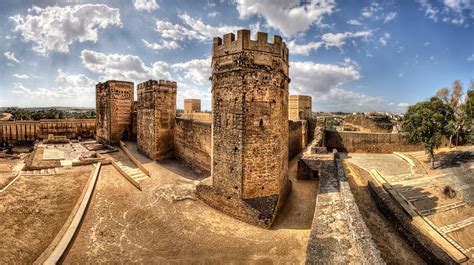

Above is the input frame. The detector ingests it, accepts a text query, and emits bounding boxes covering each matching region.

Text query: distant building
[184,99,201,114]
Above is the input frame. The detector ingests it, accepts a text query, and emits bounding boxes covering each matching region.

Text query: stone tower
[184,99,201,113]
[197,29,291,228]
[289,95,312,120]
[96,80,134,144]
[137,80,177,160]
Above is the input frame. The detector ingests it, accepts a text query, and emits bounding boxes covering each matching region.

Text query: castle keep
[96,80,134,144]
[196,30,291,228]
[137,80,177,160]
[289,95,312,120]
[184,99,201,113]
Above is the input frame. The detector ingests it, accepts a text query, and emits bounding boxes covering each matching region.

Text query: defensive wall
[325,130,422,153]
[172,118,308,174]
[0,119,95,145]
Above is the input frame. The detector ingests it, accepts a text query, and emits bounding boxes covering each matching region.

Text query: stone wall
[173,118,211,173]
[288,120,307,160]
[96,80,134,144]
[325,130,422,153]
[305,153,384,264]
[0,119,95,145]
[137,80,177,160]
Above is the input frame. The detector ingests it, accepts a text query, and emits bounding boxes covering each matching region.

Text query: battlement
[212,29,289,64]
[137,79,177,94]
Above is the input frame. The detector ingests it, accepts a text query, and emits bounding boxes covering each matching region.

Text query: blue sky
[0,0,473,112]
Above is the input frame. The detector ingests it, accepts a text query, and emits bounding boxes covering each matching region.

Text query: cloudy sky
[0,0,473,112]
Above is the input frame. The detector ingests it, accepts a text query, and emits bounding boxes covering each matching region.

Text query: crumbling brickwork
[137,80,177,160]
[289,95,312,120]
[96,80,134,144]
[184,99,201,113]
[197,29,291,228]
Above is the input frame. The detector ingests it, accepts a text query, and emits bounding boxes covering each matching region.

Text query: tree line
[402,80,474,168]
[2,108,96,121]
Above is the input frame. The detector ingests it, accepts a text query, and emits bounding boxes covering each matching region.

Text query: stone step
[419,201,467,216]
[440,217,474,234]
[133,175,148,182]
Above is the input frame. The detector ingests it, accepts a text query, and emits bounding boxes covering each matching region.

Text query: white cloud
[362,3,383,18]
[383,12,397,23]
[320,30,372,49]
[177,84,212,110]
[10,4,121,55]
[468,54,474,61]
[378,33,390,46]
[13,74,30,79]
[155,13,240,43]
[173,58,211,85]
[133,0,159,12]
[424,41,431,46]
[4,51,20,63]
[235,0,336,36]
[142,39,179,52]
[287,30,373,55]
[416,0,474,25]
[208,11,219,17]
[347,19,362,26]
[13,69,96,104]
[398,72,404,77]
[290,61,361,94]
[80,49,171,82]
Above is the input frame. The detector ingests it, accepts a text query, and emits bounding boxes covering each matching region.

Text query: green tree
[402,97,454,169]
[464,81,474,143]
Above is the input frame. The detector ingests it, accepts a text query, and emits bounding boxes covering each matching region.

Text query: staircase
[22,168,57,176]
[111,160,149,190]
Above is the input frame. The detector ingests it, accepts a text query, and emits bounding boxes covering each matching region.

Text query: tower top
[212,29,289,65]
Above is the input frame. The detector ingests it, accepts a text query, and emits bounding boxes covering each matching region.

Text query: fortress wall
[0,119,95,145]
[173,118,212,174]
[288,120,307,160]
[325,130,422,153]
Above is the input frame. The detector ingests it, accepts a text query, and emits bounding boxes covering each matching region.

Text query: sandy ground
[64,146,318,264]
[343,161,425,264]
[0,165,93,264]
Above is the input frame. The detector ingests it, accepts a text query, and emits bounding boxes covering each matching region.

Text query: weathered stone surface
[325,130,422,153]
[305,154,384,264]
[96,80,134,145]
[289,120,308,160]
[137,80,177,160]
[173,118,211,174]
[289,95,312,120]
[197,29,291,228]
[0,119,95,145]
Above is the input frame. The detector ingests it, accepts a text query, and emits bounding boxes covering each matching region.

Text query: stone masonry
[184,99,201,113]
[289,95,312,120]
[96,80,134,144]
[197,29,291,228]
[137,80,177,160]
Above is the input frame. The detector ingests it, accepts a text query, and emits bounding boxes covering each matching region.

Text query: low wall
[306,154,384,264]
[325,130,422,153]
[288,120,307,160]
[173,118,212,173]
[0,119,95,145]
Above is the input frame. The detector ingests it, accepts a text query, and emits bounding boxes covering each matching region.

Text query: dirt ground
[343,161,426,264]
[0,165,93,264]
[64,146,318,264]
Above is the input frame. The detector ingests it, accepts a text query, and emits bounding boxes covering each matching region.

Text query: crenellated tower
[137,80,177,160]
[197,29,291,228]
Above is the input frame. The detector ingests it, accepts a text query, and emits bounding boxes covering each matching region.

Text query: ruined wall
[137,80,177,160]
[184,99,201,113]
[325,130,422,153]
[173,118,211,173]
[96,80,134,144]
[289,95,312,120]
[288,120,307,160]
[179,112,212,123]
[0,119,95,145]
